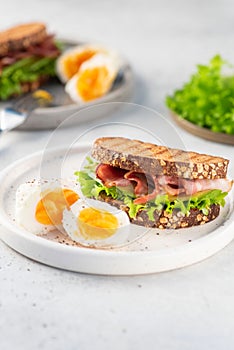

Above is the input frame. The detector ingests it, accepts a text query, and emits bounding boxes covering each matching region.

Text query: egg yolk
[77,66,113,101]
[77,207,118,240]
[35,188,79,225]
[32,90,53,103]
[63,50,97,80]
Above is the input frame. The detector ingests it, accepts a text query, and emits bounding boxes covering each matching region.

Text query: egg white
[65,52,120,103]
[62,198,130,248]
[15,179,79,235]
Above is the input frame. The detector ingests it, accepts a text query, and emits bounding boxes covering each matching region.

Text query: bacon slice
[96,164,149,194]
[95,164,233,204]
[96,164,132,188]
[157,176,184,196]
[0,35,60,70]
[133,191,157,204]
[133,177,233,204]
[157,176,233,196]
[26,35,60,58]
[124,171,148,195]
[133,176,160,204]
[181,178,233,195]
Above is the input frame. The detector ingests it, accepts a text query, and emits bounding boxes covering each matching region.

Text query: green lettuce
[75,159,228,221]
[0,56,57,100]
[123,197,145,219]
[166,55,234,135]
[144,190,227,220]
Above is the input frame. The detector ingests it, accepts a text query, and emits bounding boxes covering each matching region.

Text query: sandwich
[76,137,233,229]
[0,22,61,100]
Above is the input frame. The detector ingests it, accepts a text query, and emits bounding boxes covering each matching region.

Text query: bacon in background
[0,35,60,71]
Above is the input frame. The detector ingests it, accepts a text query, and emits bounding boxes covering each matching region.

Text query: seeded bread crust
[92,137,229,180]
[98,193,220,229]
[0,22,47,56]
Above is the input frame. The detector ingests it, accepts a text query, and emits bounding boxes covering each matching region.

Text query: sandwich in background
[76,137,233,229]
[0,22,61,100]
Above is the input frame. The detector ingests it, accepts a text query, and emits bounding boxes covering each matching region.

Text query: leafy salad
[0,56,57,100]
[166,55,234,135]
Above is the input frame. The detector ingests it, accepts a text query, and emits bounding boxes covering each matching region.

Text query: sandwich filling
[76,157,232,220]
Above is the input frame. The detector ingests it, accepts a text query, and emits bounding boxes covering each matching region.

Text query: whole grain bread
[0,22,47,56]
[92,137,229,180]
[98,193,220,229]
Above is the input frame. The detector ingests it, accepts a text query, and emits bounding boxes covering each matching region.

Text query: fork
[0,90,54,132]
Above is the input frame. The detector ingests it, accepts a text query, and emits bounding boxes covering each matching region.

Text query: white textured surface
[1,1,234,349]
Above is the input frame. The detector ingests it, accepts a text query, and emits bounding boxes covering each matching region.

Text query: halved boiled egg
[56,44,109,83]
[15,180,79,234]
[62,199,130,248]
[65,53,119,103]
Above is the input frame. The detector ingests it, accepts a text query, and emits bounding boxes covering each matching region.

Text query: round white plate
[0,40,134,130]
[0,145,233,275]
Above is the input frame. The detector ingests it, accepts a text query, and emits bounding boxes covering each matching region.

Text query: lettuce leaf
[188,189,227,215]
[166,55,234,135]
[75,171,97,197]
[0,56,57,100]
[123,197,145,219]
[83,156,99,173]
[144,190,227,221]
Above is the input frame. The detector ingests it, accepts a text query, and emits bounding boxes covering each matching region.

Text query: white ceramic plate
[0,40,134,130]
[0,144,233,275]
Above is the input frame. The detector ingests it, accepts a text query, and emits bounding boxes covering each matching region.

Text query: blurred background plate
[170,110,234,145]
[0,39,134,130]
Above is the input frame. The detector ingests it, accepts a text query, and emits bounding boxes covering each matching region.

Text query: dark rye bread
[92,137,229,180]
[98,193,220,229]
[0,22,47,56]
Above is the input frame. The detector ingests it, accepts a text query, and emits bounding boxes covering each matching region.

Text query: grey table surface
[1,0,234,349]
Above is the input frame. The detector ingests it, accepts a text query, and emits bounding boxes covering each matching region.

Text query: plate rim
[170,110,234,145]
[0,145,234,274]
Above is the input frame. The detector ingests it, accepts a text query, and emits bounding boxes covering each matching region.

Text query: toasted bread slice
[0,22,47,56]
[98,193,220,229]
[92,137,229,180]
